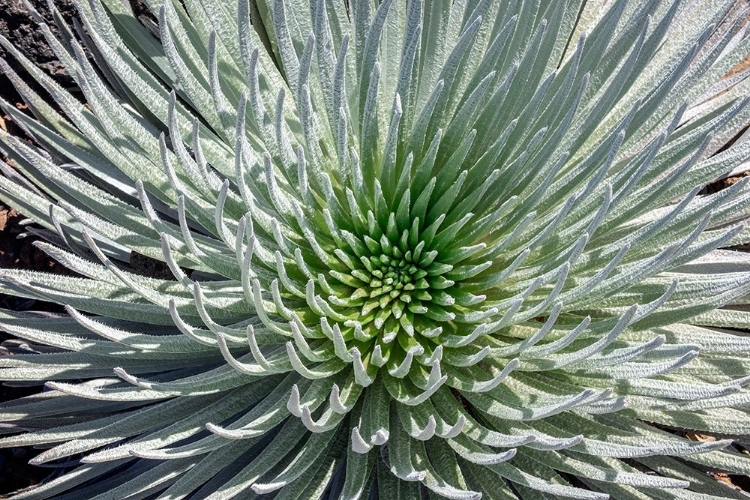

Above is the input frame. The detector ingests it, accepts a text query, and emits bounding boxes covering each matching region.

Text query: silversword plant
[1,0,750,498]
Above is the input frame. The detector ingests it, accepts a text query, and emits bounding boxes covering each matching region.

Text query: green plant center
[327,211,460,355]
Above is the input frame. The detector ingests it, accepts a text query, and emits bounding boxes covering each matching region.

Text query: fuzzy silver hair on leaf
[1,0,750,498]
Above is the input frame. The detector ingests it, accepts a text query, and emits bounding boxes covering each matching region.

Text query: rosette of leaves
[1,0,750,498]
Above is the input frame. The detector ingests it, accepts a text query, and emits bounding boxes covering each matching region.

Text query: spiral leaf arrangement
[1,0,750,498]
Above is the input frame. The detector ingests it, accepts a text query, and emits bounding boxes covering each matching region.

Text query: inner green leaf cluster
[328,211,458,353]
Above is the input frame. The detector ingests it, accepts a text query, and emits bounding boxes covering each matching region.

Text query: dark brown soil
[0,206,67,275]
[705,169,750,194]
[0,0,77,106]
